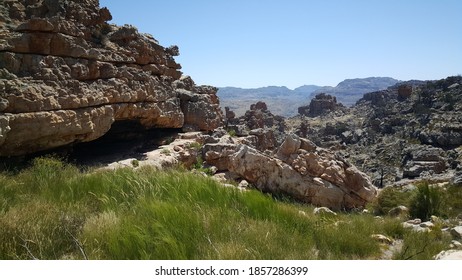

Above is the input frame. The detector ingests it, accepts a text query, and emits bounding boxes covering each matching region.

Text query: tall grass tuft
[409,182,442,221]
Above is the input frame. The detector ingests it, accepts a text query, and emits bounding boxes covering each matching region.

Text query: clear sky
[100,0,462,88]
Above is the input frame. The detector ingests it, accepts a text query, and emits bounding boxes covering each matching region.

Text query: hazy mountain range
[218,77,400,117]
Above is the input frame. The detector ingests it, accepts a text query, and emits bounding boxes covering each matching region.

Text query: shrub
[227,129,237,137]
[394,230,450,260]
[369,187,411,216]
[440,184,462,218]
[131,159,139,168]
[409,182,443,221]
[192,157,214,176]
[187,142,202,150]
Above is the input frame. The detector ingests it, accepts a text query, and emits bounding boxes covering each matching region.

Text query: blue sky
[100,0,462,88]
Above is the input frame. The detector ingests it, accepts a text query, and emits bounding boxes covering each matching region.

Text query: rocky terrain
[1,0,460,209]
[0,0,378,211]
[104,100,378,210]
[0,0,223,156]
[288,76,462,188]
[1,0,462,261]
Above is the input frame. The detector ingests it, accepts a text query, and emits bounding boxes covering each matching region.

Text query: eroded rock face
[298,93,344,117]
[0,0,222,156]
[227,134,378,210]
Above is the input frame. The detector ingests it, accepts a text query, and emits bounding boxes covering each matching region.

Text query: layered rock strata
[0,0,222,156]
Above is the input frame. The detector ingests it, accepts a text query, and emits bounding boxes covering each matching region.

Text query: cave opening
[0,121,182,171]
[67,120,182,166]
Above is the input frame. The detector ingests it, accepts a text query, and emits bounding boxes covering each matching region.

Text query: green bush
[369,186,411,216]
[409,183,443,221]
[227,129,237,137]
[394,230,450,260]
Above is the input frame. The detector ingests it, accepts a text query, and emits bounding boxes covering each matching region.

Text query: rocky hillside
[0,0,223,156]
[289,76,462,187]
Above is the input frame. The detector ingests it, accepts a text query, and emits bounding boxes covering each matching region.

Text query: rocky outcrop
[402,145,448,179]
[397,84,413,101]
[227,134,377,210]
[290,76,462,187]
[225,101,286,152]
[0,0,222,156]
[298,93,344,117]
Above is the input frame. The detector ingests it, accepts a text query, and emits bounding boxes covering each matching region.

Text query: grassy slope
[0,158,453,260]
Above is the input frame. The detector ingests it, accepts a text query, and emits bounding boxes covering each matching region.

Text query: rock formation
[290,76,462,187]
[224,101,286,151]
[202,133,378,210]
[298,93,344,117]
[397,84,413,101]
[0,0,223,156]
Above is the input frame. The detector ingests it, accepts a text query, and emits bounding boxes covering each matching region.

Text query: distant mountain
[311,77,400,106]
[217,77,399,117]
[217,85,321,117]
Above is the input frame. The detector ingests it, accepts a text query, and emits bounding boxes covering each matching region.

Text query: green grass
[393,230,451,260]
[0,157,455,259]
[371,181,462,220]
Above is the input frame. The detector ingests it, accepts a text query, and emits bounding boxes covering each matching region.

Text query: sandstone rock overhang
[0,0,223,156]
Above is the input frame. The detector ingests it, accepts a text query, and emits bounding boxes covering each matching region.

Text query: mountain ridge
[217,77,400,117]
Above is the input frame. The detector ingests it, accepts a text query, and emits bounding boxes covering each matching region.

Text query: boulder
[450,240,462,249]
[388,205,409,217]
[313,207,337,216]
[451,226,462,240]
[451,171,462,186]
[202,143,238,171]
[251,101,268,111]
[225,106,236,120]
[0,0,223,156]
[238,180,250,189]
[434,250,462,260]
[276,133,301,159]
[227,134,378,210]
[371,234,394,245]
